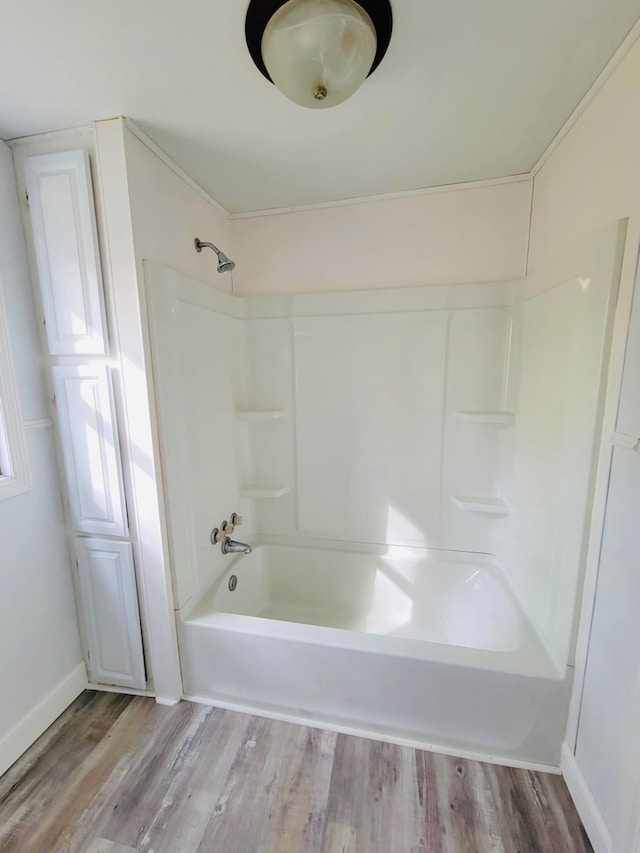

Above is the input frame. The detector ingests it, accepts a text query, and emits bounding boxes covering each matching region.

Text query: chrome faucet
[210,513,251,555]
[221,537,252,555]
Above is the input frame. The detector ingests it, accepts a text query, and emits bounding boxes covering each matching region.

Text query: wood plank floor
[0,691,592,853]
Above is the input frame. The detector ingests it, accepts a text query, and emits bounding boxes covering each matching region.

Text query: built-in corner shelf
[456,410,515,426]
[236,409,286,422]
[450,495,509,516]
[240,484,290,499]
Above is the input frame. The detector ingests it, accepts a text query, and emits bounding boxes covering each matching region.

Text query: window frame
[0,279,30,500]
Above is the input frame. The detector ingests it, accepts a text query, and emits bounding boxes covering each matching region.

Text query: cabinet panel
[24,150,107,355]
[52,364,127,536]
[75,537,146,689]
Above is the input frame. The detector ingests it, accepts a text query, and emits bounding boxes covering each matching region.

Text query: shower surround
[146,222,622,767]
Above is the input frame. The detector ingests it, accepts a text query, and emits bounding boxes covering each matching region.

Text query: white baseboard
[0,662,88,777]
[561,743,612,853]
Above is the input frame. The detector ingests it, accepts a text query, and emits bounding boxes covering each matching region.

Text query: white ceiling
[1,1,639,213]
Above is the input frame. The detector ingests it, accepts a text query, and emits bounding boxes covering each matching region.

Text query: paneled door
[24,149,108,356]
[75,537,146,689]
[52,364,128,537]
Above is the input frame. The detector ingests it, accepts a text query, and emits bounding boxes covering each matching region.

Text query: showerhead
[194,238,236,273]
[216,252,235,273]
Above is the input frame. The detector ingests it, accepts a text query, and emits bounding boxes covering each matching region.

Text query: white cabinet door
[75,537,146,689]
[24,150,107,355]
[52,364,128,537]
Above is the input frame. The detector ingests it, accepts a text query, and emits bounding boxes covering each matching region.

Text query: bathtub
[178,542,571,768]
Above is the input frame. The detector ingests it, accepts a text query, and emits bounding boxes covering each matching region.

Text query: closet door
[52,364,128,537]
[24,150,107,356]
[75,537,146,689]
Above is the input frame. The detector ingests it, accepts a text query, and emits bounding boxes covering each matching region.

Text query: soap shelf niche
[240,484,290,499]
[456,410,515,426]
[236,408,288,498]
[450,495,509,516]
[236,409,286,422]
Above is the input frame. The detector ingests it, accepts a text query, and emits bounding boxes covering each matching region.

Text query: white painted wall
[231,179,532,295]
[529,33,640,269]
[0,141,82,748]
[122,124,235,295]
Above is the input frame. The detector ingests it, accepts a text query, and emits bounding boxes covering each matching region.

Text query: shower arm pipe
[194,238,221,254]
[193,237,236,273]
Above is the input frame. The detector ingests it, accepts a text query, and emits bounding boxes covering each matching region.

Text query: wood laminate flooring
[0,691,592,853]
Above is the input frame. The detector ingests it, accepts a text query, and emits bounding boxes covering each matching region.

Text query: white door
[52,364,128,537]
[24,150,108,356]
[75,537,146,689]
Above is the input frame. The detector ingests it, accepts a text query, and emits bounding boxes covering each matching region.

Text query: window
[0,282,30,499]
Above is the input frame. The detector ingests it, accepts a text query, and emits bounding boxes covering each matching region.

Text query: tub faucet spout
[221,537,252,555]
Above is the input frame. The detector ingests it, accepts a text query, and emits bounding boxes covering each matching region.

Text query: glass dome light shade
[261,0,377,109]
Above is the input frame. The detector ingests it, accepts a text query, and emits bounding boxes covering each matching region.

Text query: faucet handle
[230,512,243,527]
[210,527,226,544]
[221,519,235,535]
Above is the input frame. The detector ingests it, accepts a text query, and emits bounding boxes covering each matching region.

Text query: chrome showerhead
[216,251,235,273]
[194,238,236,273]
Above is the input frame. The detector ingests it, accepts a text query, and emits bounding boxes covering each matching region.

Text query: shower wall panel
[146,263,249,609]
[440,306,515,555]
[503,223,622,668]
[294,312,448,545]
[241,317,297,539]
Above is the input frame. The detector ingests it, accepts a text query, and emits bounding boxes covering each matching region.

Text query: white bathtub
[179,542,571,768]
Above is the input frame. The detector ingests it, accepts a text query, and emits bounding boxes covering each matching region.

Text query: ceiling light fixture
[245,0,393,109]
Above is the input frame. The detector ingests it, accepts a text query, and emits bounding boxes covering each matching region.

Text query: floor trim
[561,742,612,853]
[184,693,561,775]
[0,662,88,777]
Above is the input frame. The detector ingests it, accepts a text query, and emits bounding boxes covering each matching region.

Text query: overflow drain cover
[228,574,238,592]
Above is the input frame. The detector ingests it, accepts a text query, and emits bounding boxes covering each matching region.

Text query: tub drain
[228,574,238,592]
